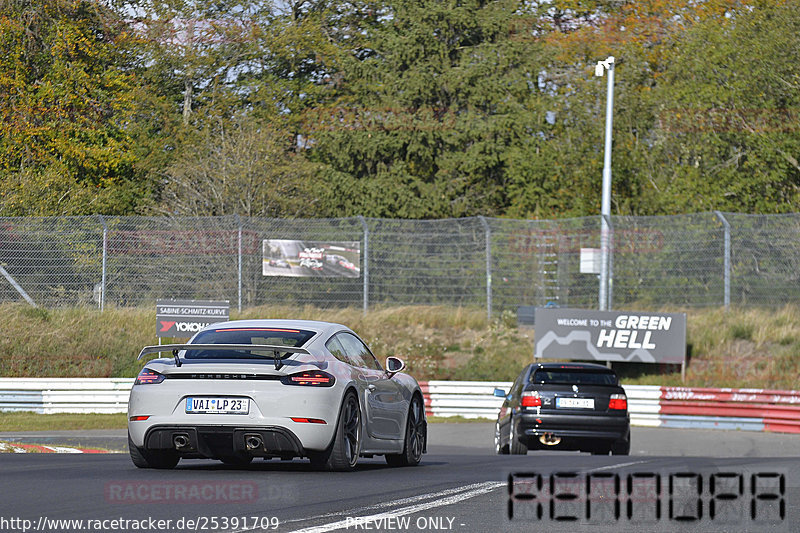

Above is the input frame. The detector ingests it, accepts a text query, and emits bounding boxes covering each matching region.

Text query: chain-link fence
[0,212,797,313]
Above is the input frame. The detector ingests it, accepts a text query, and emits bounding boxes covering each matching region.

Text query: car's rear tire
[386,395,425,467]
[309,392,361,471]
[495,421,509,455]
[128,433,179,469]
[509,418,528,455]
[611,439,630,455]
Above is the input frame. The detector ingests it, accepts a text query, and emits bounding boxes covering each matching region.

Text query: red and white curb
[0,441,108,453]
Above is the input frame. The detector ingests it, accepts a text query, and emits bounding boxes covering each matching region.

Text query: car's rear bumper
[517,412,630,442]
[141,425,306,459]
[127,380,342,451]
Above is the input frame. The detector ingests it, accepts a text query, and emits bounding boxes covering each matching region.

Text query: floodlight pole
[596,56,615,311]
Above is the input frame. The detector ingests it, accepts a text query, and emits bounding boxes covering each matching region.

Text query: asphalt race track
[0,425,797,533]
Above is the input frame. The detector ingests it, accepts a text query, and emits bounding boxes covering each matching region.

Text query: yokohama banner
[534,308,686,364]
[156,299,229,338]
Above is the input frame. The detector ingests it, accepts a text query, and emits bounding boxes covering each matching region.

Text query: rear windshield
[530,369,618,386]
[184,327,316,359]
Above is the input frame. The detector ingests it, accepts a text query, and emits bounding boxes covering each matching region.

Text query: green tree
[516,0,798,217]
[306,0,555,218]
[646,1,800,213]
[122,0,346,215]
[157,117,322,216]
[0,0,150,215]
[119,0,274,123]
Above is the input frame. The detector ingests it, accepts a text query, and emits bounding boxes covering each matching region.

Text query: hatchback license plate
[185,397,249,414]
[556,397,594,409]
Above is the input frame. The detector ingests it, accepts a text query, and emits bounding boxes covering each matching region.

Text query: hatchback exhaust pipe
[245,434,263,451]
[539,433,561,446]
[173,433,190,450]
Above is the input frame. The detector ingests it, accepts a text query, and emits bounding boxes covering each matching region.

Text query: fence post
[602,214,614,310]
[478,216,492,320]
[98,215,107,312]
[236,215,242,313]
[358,216,369,315]
[715,211,731,310]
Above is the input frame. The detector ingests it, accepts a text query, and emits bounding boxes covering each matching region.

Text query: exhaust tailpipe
[245,434,263,451]
[539,433,561,446]
[173,434,190,450]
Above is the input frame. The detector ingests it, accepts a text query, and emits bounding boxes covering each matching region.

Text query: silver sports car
[128,319,427,471]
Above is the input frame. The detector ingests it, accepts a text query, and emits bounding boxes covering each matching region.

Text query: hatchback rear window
[184,327,316,359]
[530,369,618,386]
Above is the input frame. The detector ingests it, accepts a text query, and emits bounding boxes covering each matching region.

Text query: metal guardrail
[659,386,800,433]
[421,380,512,419]
[0,378,133,414]
[420,381,664,425]
[420,381,800,434]
[1,379,798,434]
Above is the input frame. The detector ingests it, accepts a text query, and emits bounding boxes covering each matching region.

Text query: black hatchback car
[494,362,630,455]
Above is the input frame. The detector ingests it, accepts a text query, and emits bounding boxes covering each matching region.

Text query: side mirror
[385,356,405,376]
[493,388,507,398]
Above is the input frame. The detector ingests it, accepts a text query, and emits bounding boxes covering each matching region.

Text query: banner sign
[156,299,229,338]
[263,239,360,278]
[534,308,686,364]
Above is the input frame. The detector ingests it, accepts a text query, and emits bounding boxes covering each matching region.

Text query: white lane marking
[279,481,498,527]
[280,481,504,533]
[240,462,654,533]
[587,460,651,473]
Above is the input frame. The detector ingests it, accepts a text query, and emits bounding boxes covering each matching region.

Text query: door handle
[367,384,376,392]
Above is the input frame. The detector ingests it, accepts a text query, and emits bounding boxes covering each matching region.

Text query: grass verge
[1,303,800,389]
[0,412,490,432]
[0,412,128,431]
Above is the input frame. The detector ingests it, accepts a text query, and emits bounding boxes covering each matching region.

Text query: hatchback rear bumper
[517,412,630,443]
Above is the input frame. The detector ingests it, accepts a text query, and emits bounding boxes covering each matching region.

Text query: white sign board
[580,247,601,274]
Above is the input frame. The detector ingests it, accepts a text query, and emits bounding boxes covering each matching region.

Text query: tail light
[281,371,335,387]
[609,393,627,410]
[290,417,327,424]
[135,368,165,385]
[521,391,541,408]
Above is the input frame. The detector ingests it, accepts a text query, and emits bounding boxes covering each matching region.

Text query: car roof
[534,362,615,372]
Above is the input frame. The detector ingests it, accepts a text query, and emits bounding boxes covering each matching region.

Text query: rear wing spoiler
[138,344,310,369]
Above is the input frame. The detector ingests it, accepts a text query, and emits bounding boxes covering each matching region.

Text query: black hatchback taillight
[135,368,166,385]
[609,393,627,410]
[280,370,335,387]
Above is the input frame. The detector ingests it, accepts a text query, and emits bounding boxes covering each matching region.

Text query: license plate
[556,397,594,409]
[185,397,249,414]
